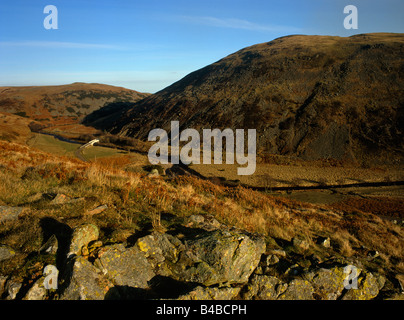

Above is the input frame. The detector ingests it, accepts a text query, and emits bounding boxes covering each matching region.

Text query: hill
[0,83,150,126]
[93,33,404,166]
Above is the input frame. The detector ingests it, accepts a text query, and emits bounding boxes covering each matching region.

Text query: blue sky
[0,0,403,93]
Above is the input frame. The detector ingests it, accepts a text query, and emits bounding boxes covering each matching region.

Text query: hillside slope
[0,83,149,125]
[96,33,404,166]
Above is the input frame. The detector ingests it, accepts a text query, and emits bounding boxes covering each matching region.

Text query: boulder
[61,256,113,300]
[134,232,186,276]
[277,279,315,300]
[242,274,287,300]
[181,230,265,286]
[67,223,99,258]
[304,266,348,300]
[342,271,380,300]
[94,243,155,289]
[23,277,47,300]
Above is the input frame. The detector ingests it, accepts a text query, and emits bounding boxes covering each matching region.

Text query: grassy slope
[0,82,150,126]
[0,140,403,284]
[26,132,125,160]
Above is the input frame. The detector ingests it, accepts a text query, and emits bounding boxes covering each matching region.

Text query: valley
[0,33,403,300]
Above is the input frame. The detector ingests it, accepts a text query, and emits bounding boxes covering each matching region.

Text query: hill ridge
[90,33,404,166]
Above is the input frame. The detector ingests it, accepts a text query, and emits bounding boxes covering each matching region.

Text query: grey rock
[61,256,113,300]
[305,266,348,300]
[51,193,85,205]
[68,223,99,258]
[342,271,380,300]
[4,279,22,300]
[278,279,315,300]
[134,232,186,276]
[267,249,287,258]
[265,254,280,266]
[181,229,265,286]
[0,244,16,262]
[243,274,287,300]
[94,243,155,289]
[321,237,331,248]
[85,204,108,216]
[0,206,25,222]
[23,277,47,300]
[185,214,222,231]
[292,237,310,251]
[39,234,58,254]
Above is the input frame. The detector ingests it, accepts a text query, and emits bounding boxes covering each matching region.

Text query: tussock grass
[0,140,403,278]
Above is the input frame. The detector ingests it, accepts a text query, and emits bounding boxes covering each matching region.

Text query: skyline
[0,0,403,93]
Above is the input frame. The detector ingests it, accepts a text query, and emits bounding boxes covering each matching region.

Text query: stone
[148,169,160,177]
[0,244,16,262]
[51,193,70,204]
[342,271,380,300]
[39,234,58,254]
[61,256,114,300]
[178,286,241,300]
[94,243,155,289]
[321,237,331,248]
[267,249,287,258]
[135,232,185,275]
[292,237,310,251]
[243,274,287,300]
[4,279,22,300]
[85,204,108,216]
[0,206,25,222]
[265,254,279,266]
[185,214,222,231]
[181,229,265,286]
[67,223,99,258]
[305,266,348,300]
[367,250,379,259]
[278,279,315,300]
[23,277,47,300]
[81,240,103,257]
[51,193,84,205]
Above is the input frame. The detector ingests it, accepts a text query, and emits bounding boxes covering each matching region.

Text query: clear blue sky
[0,0,403,93]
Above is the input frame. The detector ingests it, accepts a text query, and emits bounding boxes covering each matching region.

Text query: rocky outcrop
[180,230,265,286]
[0,216,397,300]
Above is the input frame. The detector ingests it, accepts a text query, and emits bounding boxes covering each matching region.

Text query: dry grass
[0,140,403,279]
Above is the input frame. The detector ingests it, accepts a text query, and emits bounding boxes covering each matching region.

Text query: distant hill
[92,33,404,166]
[0,83,150,126]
